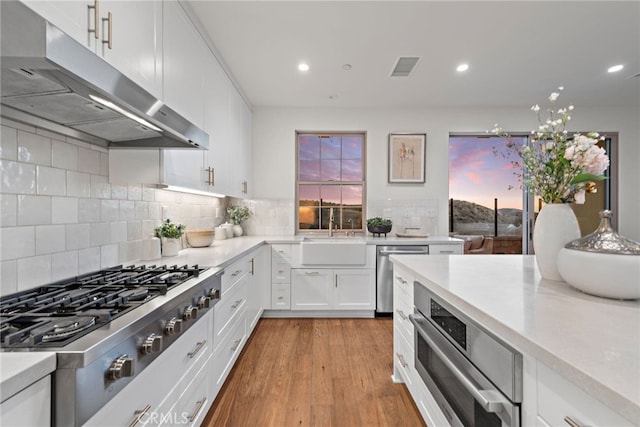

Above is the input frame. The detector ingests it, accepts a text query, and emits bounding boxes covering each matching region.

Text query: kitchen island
[390,254,640,426]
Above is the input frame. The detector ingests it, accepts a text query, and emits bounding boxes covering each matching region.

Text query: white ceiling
[186,1,640,109]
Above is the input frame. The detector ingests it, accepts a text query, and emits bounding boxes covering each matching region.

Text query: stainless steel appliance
[410,283,522,427]
[0,264,222,426]
[0,1,208,150]
[376,245,428,314]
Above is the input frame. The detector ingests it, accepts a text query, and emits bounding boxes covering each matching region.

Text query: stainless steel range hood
[0,1,208,150]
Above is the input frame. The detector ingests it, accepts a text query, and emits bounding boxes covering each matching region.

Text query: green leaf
[570,173,607,184]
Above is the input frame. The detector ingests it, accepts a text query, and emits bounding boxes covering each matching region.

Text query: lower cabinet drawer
[213,275,247,349]
[429,244,462,254]
[210,309,247,398]
[271,283,290,309]
[393,323,415,390]
[161,360,211,426]
[537,362,634,427]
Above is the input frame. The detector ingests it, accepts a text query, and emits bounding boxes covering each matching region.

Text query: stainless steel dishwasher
[376,245,428,314]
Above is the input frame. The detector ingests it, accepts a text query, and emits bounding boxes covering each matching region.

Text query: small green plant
[226,206,252,225]
[367,217,392,227]
[154,219,185,239]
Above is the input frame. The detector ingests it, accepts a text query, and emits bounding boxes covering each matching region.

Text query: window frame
[295,130,367,235]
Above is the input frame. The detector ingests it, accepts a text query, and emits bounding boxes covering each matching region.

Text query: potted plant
[226,206,252,237]
[367,217,392,236]
[154,219,185,256]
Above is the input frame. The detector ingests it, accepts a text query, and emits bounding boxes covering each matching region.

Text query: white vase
[232,224,243,237]
[533,203,580,281]
[162,238,181,257]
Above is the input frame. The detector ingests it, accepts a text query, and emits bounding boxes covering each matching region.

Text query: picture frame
[388,133,426,183]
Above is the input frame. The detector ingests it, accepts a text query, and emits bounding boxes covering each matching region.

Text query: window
[296,132,366,233]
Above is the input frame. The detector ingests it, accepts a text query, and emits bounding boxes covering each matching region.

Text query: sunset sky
[449,136,525,209]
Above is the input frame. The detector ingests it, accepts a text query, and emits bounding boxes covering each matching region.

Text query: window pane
[299,159,320,181]
[342,207,362,229]
[299,185,320,205]
[299,206,319,229]
[320,159,341,181]
[320,185,340,205]
[342,136,362,159]
[342,185,362,205]
[299,135,320,160]
[341,159,362,181]
[321,136,341,159]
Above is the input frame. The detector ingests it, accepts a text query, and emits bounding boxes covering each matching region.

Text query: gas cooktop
[0,264,205,348]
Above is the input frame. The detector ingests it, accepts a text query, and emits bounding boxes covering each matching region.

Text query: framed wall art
[388,133,426,183]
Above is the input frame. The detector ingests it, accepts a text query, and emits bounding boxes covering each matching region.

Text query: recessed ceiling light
[456,63,469,72]
[298,63,309,72]
[608,64,624,73]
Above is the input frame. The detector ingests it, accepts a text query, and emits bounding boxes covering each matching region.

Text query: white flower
[531,104,540,112]
[549,92,560,102]
[568,105,574,111]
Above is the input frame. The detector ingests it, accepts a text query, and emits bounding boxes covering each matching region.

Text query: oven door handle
[379,249,428,255]
[410,314,508,414]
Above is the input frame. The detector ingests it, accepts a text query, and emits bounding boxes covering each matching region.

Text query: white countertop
[0,352,56,403]
[390,254,640,424]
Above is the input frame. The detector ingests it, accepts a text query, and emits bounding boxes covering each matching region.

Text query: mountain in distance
[451,200,522,226]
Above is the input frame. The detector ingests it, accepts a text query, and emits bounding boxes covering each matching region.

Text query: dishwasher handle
[379,249,428,255]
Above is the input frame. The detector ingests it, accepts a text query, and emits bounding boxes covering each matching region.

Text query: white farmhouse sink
[300,237,367,265]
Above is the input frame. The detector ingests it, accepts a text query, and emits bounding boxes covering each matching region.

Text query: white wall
[252,105,640,240]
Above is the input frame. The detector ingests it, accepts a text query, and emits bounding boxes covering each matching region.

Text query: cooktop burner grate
[0,264,205,348]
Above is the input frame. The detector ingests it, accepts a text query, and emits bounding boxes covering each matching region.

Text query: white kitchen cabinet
[270,245,292,310]
[291,268,374,311]
[162,0,206,129]
[246,245,270,333]
[0,375,51,426]
[21,0,163,98]
[536,362,634,427]
[428,243,463,255]
[228,87,252,198]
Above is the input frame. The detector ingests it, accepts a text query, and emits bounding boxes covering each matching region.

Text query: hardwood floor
[202,318,425,427]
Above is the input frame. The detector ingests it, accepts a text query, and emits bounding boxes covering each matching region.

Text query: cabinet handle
[394,275,408,285]
[101,12,112,49]
[231,270,242,277]
[564,417,586,427]
[231,299,242,309]
[335,274,338,288]
[188,397,207,422]
[304,271,319,276]
[438,250,455,254]
[88,0,100,39]
[128,404,151,427]
[396,353,408,368]
[206,167,214,186]
[278,296,283,300]
[395,309,408,321]
[242,180,248,194]
[250,258,255,275]
[231,339,242,352]
[187,340,206,358]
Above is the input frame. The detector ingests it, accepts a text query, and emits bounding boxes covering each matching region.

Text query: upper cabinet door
[21,0,99,51]
[99,0,163,97]
[162,0,206,129]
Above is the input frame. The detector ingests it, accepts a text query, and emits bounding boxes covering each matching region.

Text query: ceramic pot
[232,224,243,237]
[558,210,640,299]
[532,203,580,281]
[162,238,181,257]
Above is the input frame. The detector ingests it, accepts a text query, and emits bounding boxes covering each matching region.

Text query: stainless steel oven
[410,283,522,427]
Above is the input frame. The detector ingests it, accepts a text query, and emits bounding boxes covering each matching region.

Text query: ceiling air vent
[391,57,420,77]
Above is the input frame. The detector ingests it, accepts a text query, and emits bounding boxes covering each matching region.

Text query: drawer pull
[396,353,408,368]
[438,250,455,254]
[564,417,586,427]
[278,296,283,300]
[394,275,408,285]
[187,340,206,359]
[305,271,320,276]
[231,339,242,352]
[231,299,243,309]
[231,270,242,277]
[395,309,408,321]
[129,404,151,427]
[188,397,207,422]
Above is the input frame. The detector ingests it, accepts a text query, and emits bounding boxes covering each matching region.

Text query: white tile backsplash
[52,196,79,224]
[1,226,35,261]
[18,130,51,165]
[35,225,66,255]
[52,139,78,170]
[0,160,36,194]
[1,120,225,291]
[18,195,51,226]
[0,125,18,160]
[78,147,101,174]
[37,166,66,195]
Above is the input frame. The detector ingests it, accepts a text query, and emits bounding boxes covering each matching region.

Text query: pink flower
[574,189,586,204]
